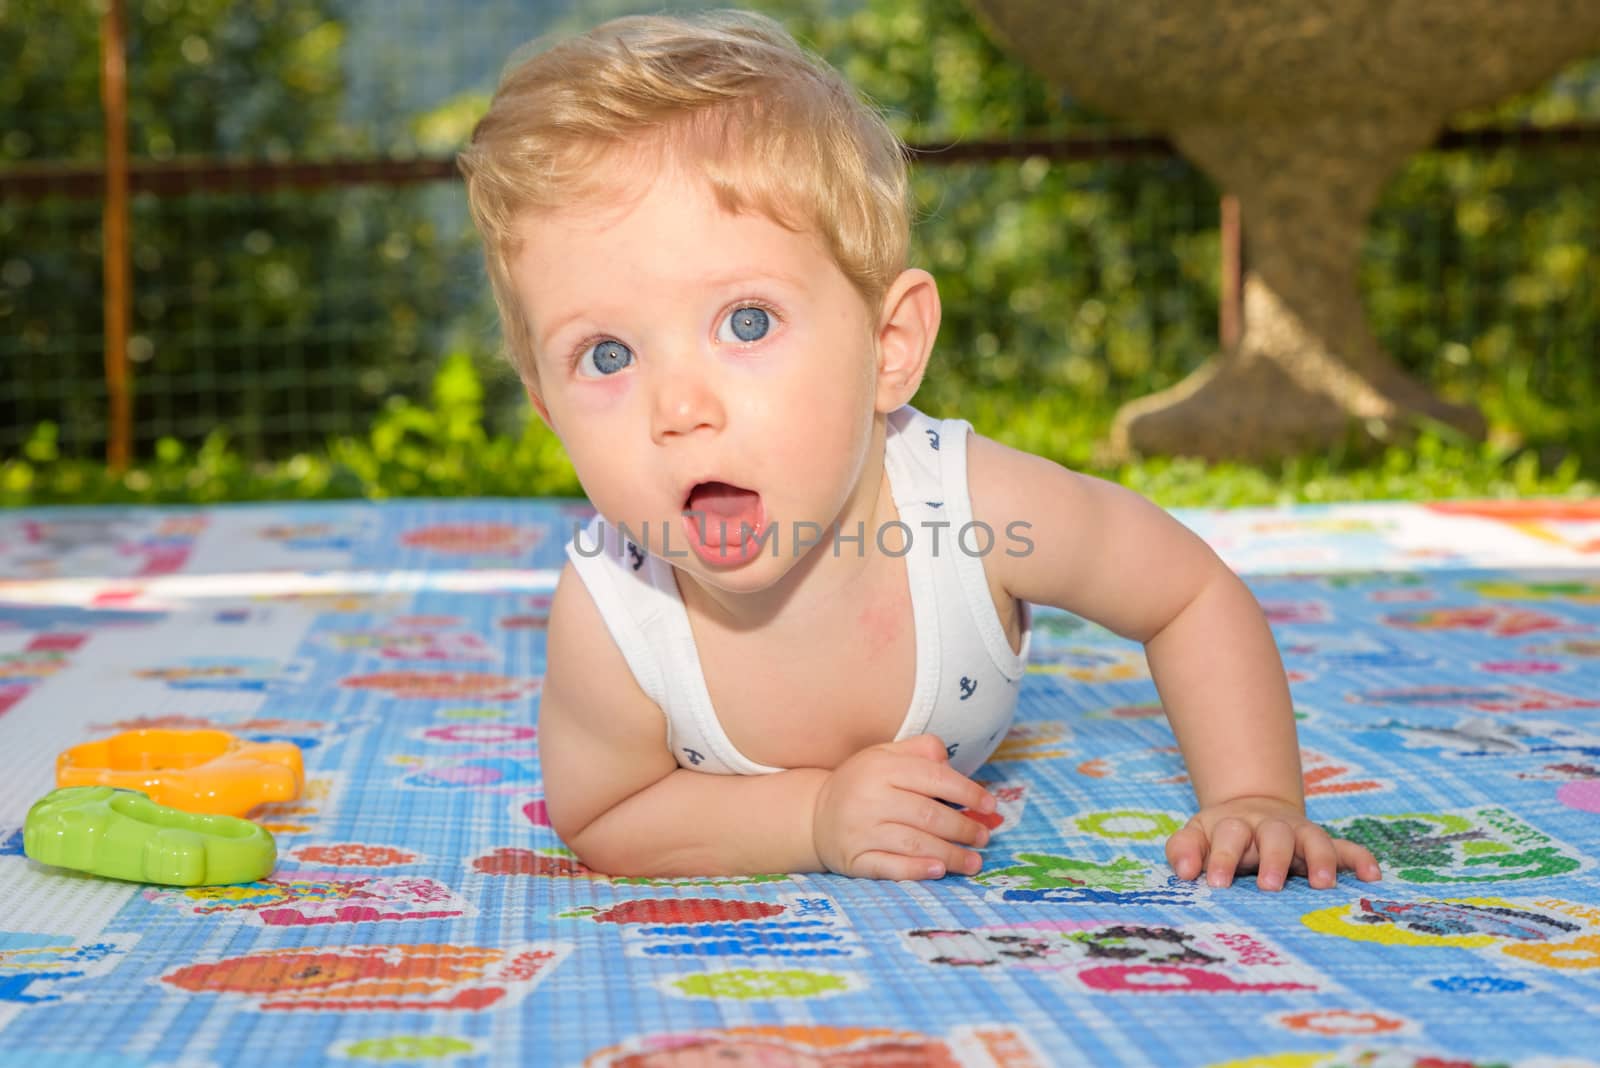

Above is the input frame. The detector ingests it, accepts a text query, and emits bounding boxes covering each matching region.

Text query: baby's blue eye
[578,339,634,377]
[720,306,770,343]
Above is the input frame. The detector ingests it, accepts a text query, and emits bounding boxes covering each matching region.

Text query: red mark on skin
[855,581,909,660]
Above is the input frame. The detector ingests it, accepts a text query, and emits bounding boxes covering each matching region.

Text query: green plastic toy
[23,786,276,886]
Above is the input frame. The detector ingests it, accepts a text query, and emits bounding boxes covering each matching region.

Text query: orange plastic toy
[57,729,303,818]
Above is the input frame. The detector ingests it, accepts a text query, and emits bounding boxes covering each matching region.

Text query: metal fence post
[1219,193,1244,351]
[100,0,133,471]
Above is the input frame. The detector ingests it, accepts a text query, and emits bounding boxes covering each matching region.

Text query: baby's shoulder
[545,561,656,708]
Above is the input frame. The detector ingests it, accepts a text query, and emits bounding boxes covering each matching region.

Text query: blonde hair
[458,10,911,388]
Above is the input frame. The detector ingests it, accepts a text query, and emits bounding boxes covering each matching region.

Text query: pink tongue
[687,482,759,520]
[686,482,761,546]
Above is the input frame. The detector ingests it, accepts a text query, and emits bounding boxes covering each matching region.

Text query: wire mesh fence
[2,1,1598,462]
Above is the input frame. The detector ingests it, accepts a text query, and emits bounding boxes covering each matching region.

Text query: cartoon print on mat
[331,1035,486,1063]
[1268,1008,1414,1038]
[467,847,790,886]
[1467,577,1600,609]
[393,748,539,792]
[0,601,161,634]
[1257,600,1332,625]
[143,872,473,926]
[974,854,1202,905]
[1076,745,1188,784]
[1084,701,1166,721]
[1350,683,1600,714]
[988,722,1073,762]
[316,628,496,663]
[136,656,308,693]
[1426,497,1600,552]
[964,780,1026,833]
[563,895,861,959]
[1479,658,1568,675]
[89,713,369,754]
[583,1025,1046,1067]
[1323,808,1588,883]
[260,591,410,614]
[498,592,553,631]
[469,847,598,879]
[1277,631,1437,670]
[1555,776,1600,814]
[1303,896,1600,972]
[1419,973,1542,996]
[1060,809,1186,844]
[1299,749,1387,796]
[1349,715,1600,763]
[1209,1049,1570,1068]
[160,942,570,1011]
[0,645,73,718]
[1383,605,1583,638]
[659,969,862,1001]
[287,843,420,868]
[902,922,1332,994]
[1,514,202,577]
[515,794,552,829]
[399,522,544,557]
[411,723,536,747]
[1526,638,1600,659]
[1026,646,1146,682]
[0,933,138,1004]
[256,519,373,553]
[341,671,540,702]
[252,774,340,836]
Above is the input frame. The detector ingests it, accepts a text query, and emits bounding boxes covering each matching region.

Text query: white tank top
[563,404,1032,778]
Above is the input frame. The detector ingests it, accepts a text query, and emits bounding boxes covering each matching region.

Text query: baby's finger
[890,793,990,849]
[1165,822,1208,881]
[1252,819,1296,891]
[851,850,956,882]
[869,824,984,880]
[1205,817,1255,888]
[1335,837,1383,882]
[1296,823,1341,889]
[902,757,995,816]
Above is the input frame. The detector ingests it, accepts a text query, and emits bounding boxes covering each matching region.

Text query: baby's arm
[538,563,993,879]
[968,435,1380,890]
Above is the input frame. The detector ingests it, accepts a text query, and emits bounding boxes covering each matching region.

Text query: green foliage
[0,0,471,454]
[5,355,1589,510]
[1,352,582,507]
[774,0,1220,412]
[4,0,1597,502]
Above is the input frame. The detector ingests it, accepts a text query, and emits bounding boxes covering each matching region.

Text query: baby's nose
[650,371,725,442]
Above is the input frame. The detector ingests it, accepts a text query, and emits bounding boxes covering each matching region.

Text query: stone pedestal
[968,0,1600,460]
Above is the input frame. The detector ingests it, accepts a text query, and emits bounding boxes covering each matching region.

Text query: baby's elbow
[566,833,702,879]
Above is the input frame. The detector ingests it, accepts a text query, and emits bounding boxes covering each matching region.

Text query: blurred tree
[966,0,1600,461]
[0,0,468,457]
[753,0,1224,426]
[3,0,1594,471]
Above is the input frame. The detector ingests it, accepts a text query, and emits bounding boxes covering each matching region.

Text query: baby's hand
[812,734,995,880]
[1165,795,1382,891]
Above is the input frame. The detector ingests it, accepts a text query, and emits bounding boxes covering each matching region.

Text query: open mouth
[682,480,765,563]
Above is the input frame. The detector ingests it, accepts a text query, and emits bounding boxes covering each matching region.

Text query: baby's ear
[874,268,941,413]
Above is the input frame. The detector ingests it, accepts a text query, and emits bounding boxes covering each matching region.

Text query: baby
[459,10,1381,889]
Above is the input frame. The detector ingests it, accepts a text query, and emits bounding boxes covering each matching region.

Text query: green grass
[4,354,1594,510]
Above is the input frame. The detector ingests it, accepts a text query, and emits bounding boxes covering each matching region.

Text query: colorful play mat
[2,497,1599,1067]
